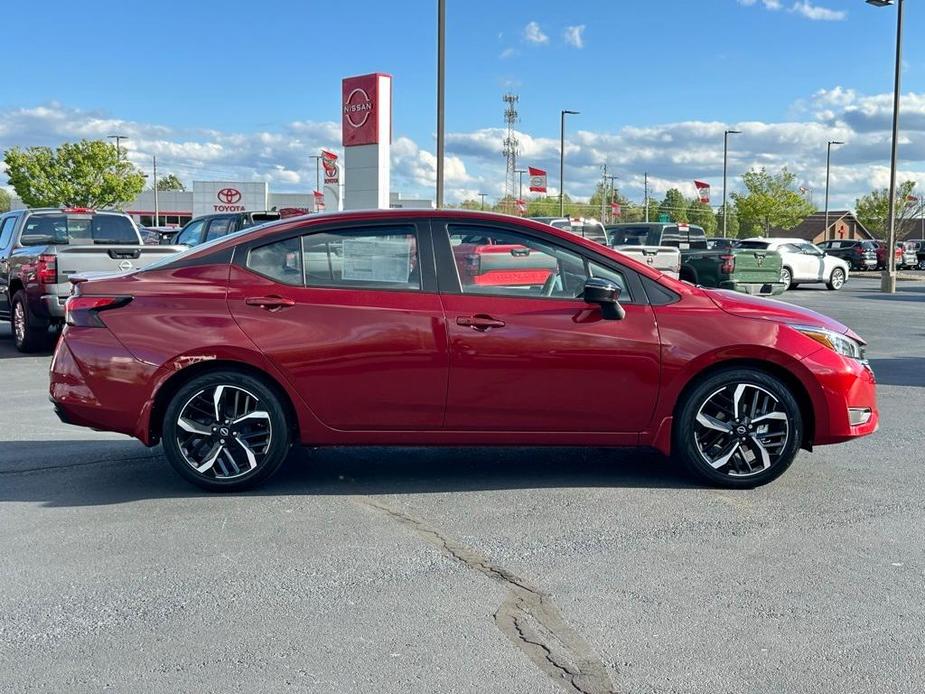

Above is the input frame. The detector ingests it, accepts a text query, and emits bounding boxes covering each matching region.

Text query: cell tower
[502,93,519,209]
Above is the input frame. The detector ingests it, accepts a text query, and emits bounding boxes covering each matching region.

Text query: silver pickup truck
[0,208,184,351]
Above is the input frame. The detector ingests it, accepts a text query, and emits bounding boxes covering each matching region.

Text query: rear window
[21,213,138,245]
[609,227,652,246]
[737,240,770,249]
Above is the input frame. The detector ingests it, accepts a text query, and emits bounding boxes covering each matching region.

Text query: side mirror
[583,277,625,320]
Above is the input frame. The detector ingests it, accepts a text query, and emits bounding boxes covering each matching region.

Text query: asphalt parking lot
[1,275,923,694]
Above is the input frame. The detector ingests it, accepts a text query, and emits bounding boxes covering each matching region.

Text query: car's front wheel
[918,259,925,271]
[673,368,803,488]
[826,267,846,290]
[162,370,292,491]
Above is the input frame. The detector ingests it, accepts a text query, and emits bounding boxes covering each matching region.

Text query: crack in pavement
[358,497,616,694]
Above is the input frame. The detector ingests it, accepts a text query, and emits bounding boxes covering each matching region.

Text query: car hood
[704,288,860,339]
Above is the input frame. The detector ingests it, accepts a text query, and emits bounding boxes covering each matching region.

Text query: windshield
[22,213,138,245]
[139,221,279,272]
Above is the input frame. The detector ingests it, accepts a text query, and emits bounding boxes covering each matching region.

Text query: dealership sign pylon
[342,73,392,210]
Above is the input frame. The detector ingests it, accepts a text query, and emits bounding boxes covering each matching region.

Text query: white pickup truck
[605,223,683,278]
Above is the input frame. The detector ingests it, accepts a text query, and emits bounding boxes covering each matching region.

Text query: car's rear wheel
[11,290,49,353]
[918,259,925,271]
[162,371,292,491]
[673,368,803,488]
[826,267,846,290]
[779,267,792,291]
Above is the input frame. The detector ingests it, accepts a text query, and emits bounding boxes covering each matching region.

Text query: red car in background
[50,210,878,491]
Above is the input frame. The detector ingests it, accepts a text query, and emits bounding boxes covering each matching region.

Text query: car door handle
[245,295,296,310]
[457,314,505,330]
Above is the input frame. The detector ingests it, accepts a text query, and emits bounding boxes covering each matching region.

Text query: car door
[433,220,660,436]
[226,219,449,431]
[795,242,825,281]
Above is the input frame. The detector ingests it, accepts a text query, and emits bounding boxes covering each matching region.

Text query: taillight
[37,254,57,284]
[65,296,132,327]
[720,254,736,274]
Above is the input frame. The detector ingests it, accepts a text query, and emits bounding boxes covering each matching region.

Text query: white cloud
[499,47,517,59]
[739,0,845,20]
[523,21,549,45]
[563,25,586,49]
[790,1,846,21]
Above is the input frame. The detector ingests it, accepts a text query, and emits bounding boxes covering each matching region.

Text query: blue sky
[2,0,923,208]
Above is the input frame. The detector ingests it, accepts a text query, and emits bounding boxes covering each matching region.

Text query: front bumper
[719,280,787,297]
[801,347,879,445]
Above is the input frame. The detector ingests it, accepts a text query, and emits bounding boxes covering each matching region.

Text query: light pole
[867,0,904,293]
[108,134,127,159]
[436,0,446,208]
[644,172,649,222]
[478,193,488,210]
[824,140,845,240]
[606,174,618,223]
[722,129,741,238]
[152,155,159,227]
[559,109,579,216]
[309,155,321,193]
[515,169,526,201]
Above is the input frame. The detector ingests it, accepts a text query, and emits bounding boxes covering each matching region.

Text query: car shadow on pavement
[0,441,701,507]
[867,357,925,387]
[0,327,56,360]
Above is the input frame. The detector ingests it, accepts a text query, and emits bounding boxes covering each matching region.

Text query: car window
[246,237,303,286]
[737,240,770,249]
[205,217,234,242]
[21,213,137,245]
[300,226,421,291]
[609,226,651,246]
[0,216,16,249]
[798,242,821,254]
[176,219,205,246]
[446,224,627,301]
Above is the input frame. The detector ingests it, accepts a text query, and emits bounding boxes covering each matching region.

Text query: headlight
[791,324,865,361]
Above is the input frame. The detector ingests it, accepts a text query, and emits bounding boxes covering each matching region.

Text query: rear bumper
[39,293,67,319]
[719,280,787,296]
[49,326,157,440]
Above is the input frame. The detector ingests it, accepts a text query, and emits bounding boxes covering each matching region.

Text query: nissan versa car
[50,210,878,491]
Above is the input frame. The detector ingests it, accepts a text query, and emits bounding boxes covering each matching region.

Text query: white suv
[737,238,850,291]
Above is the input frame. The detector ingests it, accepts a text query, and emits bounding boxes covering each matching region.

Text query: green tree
[4,139,146,208]
[854,180,918,240]
[0,187,10,212]
[457,198,483,210]
[714,204,741,238]
[658,188,689,223]
[687,200,717,235]
[156,173,185,191]
[732,167,814,236]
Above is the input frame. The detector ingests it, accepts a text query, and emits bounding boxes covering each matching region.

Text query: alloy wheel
[175,384,272,480]
[693,383,790,478]
[830,268,845,289]
[780,268,792,290]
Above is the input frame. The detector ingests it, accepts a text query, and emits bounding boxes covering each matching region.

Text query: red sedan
[50,210,878,491]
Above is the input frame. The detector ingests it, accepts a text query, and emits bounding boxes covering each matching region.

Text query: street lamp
[824,140,845,239]
[722,129,741,238]
[866,0,903,293]
[515,168,527,201]
[478,192,488,210]
[559,109,579,216]
[108,134,127,159]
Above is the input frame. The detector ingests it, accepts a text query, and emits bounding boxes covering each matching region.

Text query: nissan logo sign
[217,188,242,204]
[119,260,133,272]
[343,88,373,128]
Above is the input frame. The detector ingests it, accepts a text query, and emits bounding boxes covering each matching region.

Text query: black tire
[779,267,792,291]
[673,367,803,488]
[826,267,846,291]
[918,259,925,271]
[11,290,49,353]
[162,370,292,491]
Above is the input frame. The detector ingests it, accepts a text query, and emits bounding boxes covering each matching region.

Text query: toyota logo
[217,188,242,204]
[119,260,133,272]
[343,88,373,128]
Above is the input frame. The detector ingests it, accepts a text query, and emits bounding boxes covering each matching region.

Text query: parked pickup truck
[0,208,184,352]
[607,222,785,295]
[606,224,682,278]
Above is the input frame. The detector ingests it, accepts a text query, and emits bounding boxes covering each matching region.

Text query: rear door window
[205,217,234,241]
[302,226,421,290]
[176,219,205,246]
[0,216,16,249]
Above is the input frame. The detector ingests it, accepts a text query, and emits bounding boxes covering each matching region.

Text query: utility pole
[478,193,488,211]
[309,155,321,194]
[824,140,844,240]
[502,94,520,213]
[599,164,608,222]
[436,0,446,208]
[108,135,127,159]
[644,172,650,222]
[153,155,159,227]
[606,174,618,223]
[722,129,742,238]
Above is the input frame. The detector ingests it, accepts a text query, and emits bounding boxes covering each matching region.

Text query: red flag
[610,202,621,217]
[321,150,339,185]
[694,180,711,204]
[906,194,918,203]
[515,198,526,214]
[528,167,547,193]
[313,190,325,211]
